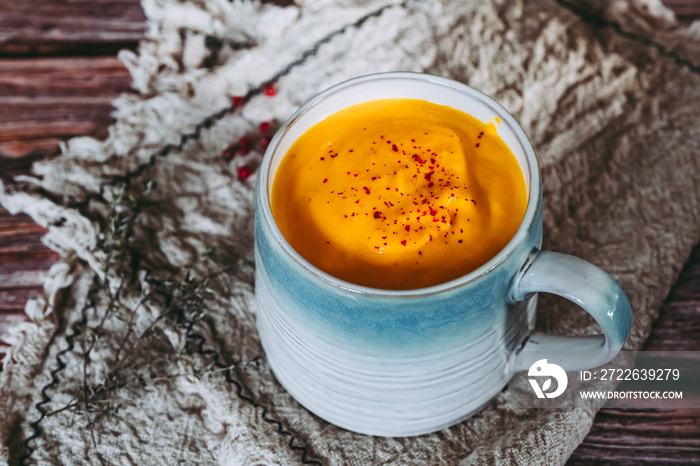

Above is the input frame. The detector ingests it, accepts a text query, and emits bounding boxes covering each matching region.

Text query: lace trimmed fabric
[1,0,699,464]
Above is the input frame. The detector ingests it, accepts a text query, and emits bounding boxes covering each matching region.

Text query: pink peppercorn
[238,136,251,149]
[231,96,246,107]
[237,165,253,180]
[222,145,235,161]
[259,136,271,149]
[263,84,276,97]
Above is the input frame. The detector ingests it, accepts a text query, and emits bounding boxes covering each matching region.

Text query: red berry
[259,121,271,132]
[222,145,235,161]
[237,165,253,180]
[263,84,276,97]
[259,136,271,149]
[231,96,246,107]
[238,136,251,149]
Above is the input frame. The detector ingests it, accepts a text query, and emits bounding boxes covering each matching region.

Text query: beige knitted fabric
[1,0,699,464]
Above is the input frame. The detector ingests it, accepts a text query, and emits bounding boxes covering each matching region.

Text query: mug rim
[257,71,542,297]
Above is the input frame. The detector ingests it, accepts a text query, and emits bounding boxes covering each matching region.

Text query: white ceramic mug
[254,72,632,436]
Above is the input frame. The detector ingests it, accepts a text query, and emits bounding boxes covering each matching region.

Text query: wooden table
[1,1,698,463]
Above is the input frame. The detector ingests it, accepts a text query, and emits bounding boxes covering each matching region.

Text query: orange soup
[271,99,527,290]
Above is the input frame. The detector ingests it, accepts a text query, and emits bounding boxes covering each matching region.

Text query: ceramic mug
[254,72,632,437]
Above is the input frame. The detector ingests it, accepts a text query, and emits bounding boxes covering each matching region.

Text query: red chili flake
[364,187,371,194]
[320,157,325,161]
[428,182,434,188]
[263,83,276,96]
[323,178,328,183]
[429,208,437,216]
[237,164,253,180]
[432,218,439,222]
[471,199,477,205]
[354,173,358,177]
[259,121,271,132]
[424,171,433,181]
[401,240,407,246]
[231,96,246,107]
[458,239,463,243]
[392,144,398,152]
[405,225,411,232]
[476,143,480,148]
[373,211,381,219]
[418,251,422,255]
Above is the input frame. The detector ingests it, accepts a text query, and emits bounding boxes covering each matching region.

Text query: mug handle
[510,250,633,372]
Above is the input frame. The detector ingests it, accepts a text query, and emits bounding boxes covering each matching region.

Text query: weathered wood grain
[0,0,145,56]
[568,408,700,464]
[0,206,58,354]
[662,0,700,22]
[0,56,134,159]
[0,207,58,337]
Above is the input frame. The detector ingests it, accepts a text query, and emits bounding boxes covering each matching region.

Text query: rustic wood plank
[568,409,700,464]
[0,56,134,159]
[0,206,57,347]
[0,56,134,98]
[662,0,700,22]
[0,0,145,57]
[643,244,700,352]
[0,287,44,313]
[0,208,59,291]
